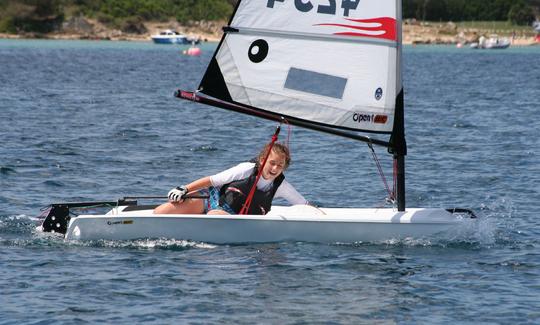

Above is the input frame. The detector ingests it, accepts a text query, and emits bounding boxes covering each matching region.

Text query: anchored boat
[470,34,511,49]
[40,0,475,243]
[151,29,188,44]
[151,29,200,45]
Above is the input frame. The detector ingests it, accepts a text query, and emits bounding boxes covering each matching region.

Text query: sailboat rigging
[39,0,474,243]
[177,0,407,210]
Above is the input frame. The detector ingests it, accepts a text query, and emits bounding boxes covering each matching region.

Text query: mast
[390,90,406,211]
[389,0,406,211]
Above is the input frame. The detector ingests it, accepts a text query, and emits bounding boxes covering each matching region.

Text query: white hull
[150,30,189,44]
[63,205,466,243]
[471,36,511,49]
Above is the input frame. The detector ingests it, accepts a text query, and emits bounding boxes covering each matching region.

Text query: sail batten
[223,26,398,47]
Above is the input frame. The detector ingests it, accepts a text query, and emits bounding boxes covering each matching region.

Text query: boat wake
[0,214,39,235]
[76,238,217,250]
[0,215,215,250]
[332,212,500,248]
[358,197,518,248]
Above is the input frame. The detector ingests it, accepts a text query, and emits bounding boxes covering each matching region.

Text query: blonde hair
[257,142,291,170]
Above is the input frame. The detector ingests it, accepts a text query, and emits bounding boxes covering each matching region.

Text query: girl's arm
[184,176,212,193]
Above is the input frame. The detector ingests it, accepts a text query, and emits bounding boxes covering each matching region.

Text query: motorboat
[151,29,189,44]
[470,35,510,49]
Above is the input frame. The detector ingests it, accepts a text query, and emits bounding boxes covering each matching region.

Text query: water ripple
[1,40,539,324]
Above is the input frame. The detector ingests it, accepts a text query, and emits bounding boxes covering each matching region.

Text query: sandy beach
[0,19,224,43]
[402,21,538,46]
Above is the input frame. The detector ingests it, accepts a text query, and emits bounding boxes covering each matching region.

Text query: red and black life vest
[219,167,285,215]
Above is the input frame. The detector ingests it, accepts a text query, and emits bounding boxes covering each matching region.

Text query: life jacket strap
[240,125,281,214]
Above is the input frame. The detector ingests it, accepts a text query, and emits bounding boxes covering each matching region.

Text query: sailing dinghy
[40,0,475,243]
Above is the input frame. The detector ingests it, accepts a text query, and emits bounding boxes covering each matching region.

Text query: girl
[153,143,307,215]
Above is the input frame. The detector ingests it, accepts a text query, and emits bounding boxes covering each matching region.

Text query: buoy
[183,47,202,56]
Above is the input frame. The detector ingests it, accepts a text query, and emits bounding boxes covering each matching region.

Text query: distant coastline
[0,18,224,43]
[1,18,538,46]
[402,20,538,47]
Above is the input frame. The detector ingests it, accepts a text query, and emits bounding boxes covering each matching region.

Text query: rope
[367,141,395,205]
[239,125,281,215]
[283,119,292,148]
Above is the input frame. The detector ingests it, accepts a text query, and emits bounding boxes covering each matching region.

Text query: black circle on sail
[248,39,269,63]
[375,87,383,100]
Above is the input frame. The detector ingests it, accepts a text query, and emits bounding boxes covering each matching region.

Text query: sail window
[284,68,347,99]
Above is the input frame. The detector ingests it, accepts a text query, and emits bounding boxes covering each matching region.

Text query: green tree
[445,0,467,20]
[508,0,536,25]
[191,0,232,20]
[173,0,231,23]
[403,0,538,22]
[1,0,64,33]
[424,0,448,21]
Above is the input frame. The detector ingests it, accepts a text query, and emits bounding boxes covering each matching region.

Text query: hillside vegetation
[404,0,538,25]
[0,0,235,33]
[0,0,538,34]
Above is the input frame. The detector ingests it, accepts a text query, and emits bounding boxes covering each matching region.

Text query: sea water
[1,39,539,324]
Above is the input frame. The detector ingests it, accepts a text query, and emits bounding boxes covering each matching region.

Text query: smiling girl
[154,142,308,215]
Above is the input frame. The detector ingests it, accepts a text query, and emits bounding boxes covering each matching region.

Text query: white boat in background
[151,29,191,44]
[470,35,511,49]
[533,20,540,33]
[40,0,475,243]
[484,35,511,49]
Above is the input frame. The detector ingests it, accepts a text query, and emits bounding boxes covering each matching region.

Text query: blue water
[1,39,540,324]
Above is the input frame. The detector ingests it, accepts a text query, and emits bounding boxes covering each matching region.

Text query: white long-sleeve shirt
[209,162,308,205]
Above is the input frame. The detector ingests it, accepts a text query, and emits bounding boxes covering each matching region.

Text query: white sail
[200,0,401,133]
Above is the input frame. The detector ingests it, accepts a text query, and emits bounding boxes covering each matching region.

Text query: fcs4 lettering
[267,0,361,17]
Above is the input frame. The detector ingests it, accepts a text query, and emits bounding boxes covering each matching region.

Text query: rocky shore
[402,20,538,46]
[0,17,225,42]
[1,16,538,46]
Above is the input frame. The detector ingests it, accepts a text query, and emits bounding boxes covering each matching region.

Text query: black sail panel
[199,57,233,103]
[389,88,407,156]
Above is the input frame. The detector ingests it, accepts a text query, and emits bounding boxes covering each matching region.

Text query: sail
[199,0,402,134]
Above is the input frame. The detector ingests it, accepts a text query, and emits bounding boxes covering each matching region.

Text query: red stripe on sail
[315,17,397,41]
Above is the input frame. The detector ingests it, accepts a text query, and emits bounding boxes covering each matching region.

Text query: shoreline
[0,19,224,43]
[402,21,538,47]
[1,19,538,46]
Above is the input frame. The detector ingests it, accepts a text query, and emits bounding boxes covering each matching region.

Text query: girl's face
[260,150,286,181]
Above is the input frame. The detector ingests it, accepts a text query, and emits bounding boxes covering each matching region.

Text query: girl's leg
[153,198,205,214]
[205,186,230,215]
[206,209,230,215]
